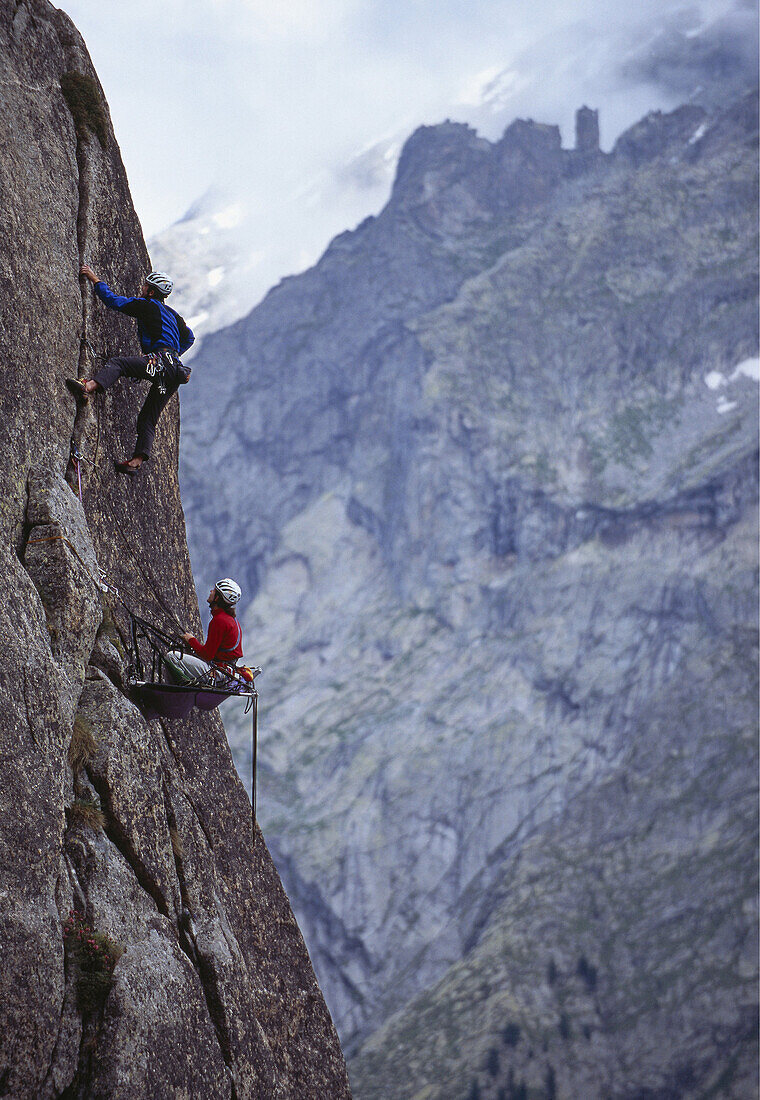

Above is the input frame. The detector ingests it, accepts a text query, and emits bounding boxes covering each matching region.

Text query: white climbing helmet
[145,271,173,298]
[215,578,242,606]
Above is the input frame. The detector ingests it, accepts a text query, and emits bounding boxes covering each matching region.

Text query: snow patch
[457,66,503,107]
[458,65,527,114]
[188,311,209,330]
[207,266,225,288]
[716,397,738,414]
[705,359,759,393]
[213,203,244,230]
[688,122,708,145]
[704,371,725,390]
[730,357,760,383]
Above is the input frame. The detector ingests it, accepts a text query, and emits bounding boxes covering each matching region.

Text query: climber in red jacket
[163,578,243,684]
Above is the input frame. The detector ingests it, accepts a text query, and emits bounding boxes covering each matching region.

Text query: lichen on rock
[60,71,109,149]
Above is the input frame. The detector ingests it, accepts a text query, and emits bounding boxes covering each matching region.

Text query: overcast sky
[58,0,755,316]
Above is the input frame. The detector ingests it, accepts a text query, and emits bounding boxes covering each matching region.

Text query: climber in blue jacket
[69,265,195,476]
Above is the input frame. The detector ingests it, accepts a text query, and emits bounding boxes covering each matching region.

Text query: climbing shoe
[113,459,141,477]
[66,378,89,403]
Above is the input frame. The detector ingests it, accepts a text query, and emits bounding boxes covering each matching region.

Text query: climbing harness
[144,352,164,394]
[144,349,190,396]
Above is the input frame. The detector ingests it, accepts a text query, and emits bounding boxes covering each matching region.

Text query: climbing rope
[97,490,187,635]
[251,696,262,825]
[36,496,261,823]
[25,532,103,594]
[69,445,83,504]
[24,525,184,671]
[24,531,176,645]
[74,337,106,471]
[65,253,260,821]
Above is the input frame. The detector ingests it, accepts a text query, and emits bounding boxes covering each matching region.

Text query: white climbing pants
[163,649,213,685]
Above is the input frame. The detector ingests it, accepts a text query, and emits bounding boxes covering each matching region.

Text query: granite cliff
[180,86,759,1098]
[0,2,351,1097]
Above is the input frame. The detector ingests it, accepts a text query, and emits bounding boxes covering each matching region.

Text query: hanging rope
[251,689,258,823]
[66,278,261,818]
[29,520,261,822]
[24,531,179,651]
[74,338,106,471]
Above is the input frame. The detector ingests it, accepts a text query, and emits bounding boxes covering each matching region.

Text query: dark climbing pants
[93,355,178,460]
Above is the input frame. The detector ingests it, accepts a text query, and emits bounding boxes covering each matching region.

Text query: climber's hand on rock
[181,632,194,644]
[80,264,99,283]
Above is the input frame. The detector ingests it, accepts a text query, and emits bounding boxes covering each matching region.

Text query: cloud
[336,138,403,192]
[213,0,362,41]
[61,0,753,307]
[619,5,759,106]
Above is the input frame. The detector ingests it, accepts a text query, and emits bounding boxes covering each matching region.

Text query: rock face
[0,3,350,1097]
[180,84,759,1099]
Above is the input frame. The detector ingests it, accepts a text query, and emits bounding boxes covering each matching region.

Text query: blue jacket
[94,282,195,355]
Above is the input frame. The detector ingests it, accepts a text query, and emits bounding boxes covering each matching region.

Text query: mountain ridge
[180,86,757,1098]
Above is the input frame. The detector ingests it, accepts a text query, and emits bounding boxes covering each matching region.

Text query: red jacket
[187,608,243,664]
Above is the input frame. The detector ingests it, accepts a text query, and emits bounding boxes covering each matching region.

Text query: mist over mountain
[619,2,759,108]
[148,189,262,352]
[148,1,758,348]
[177,78,759,1099]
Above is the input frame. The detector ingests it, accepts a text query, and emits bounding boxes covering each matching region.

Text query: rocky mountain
[145,2,759,368]
[179,82,759,1099]
[0,2,350,1097]
[144,1,760,374]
